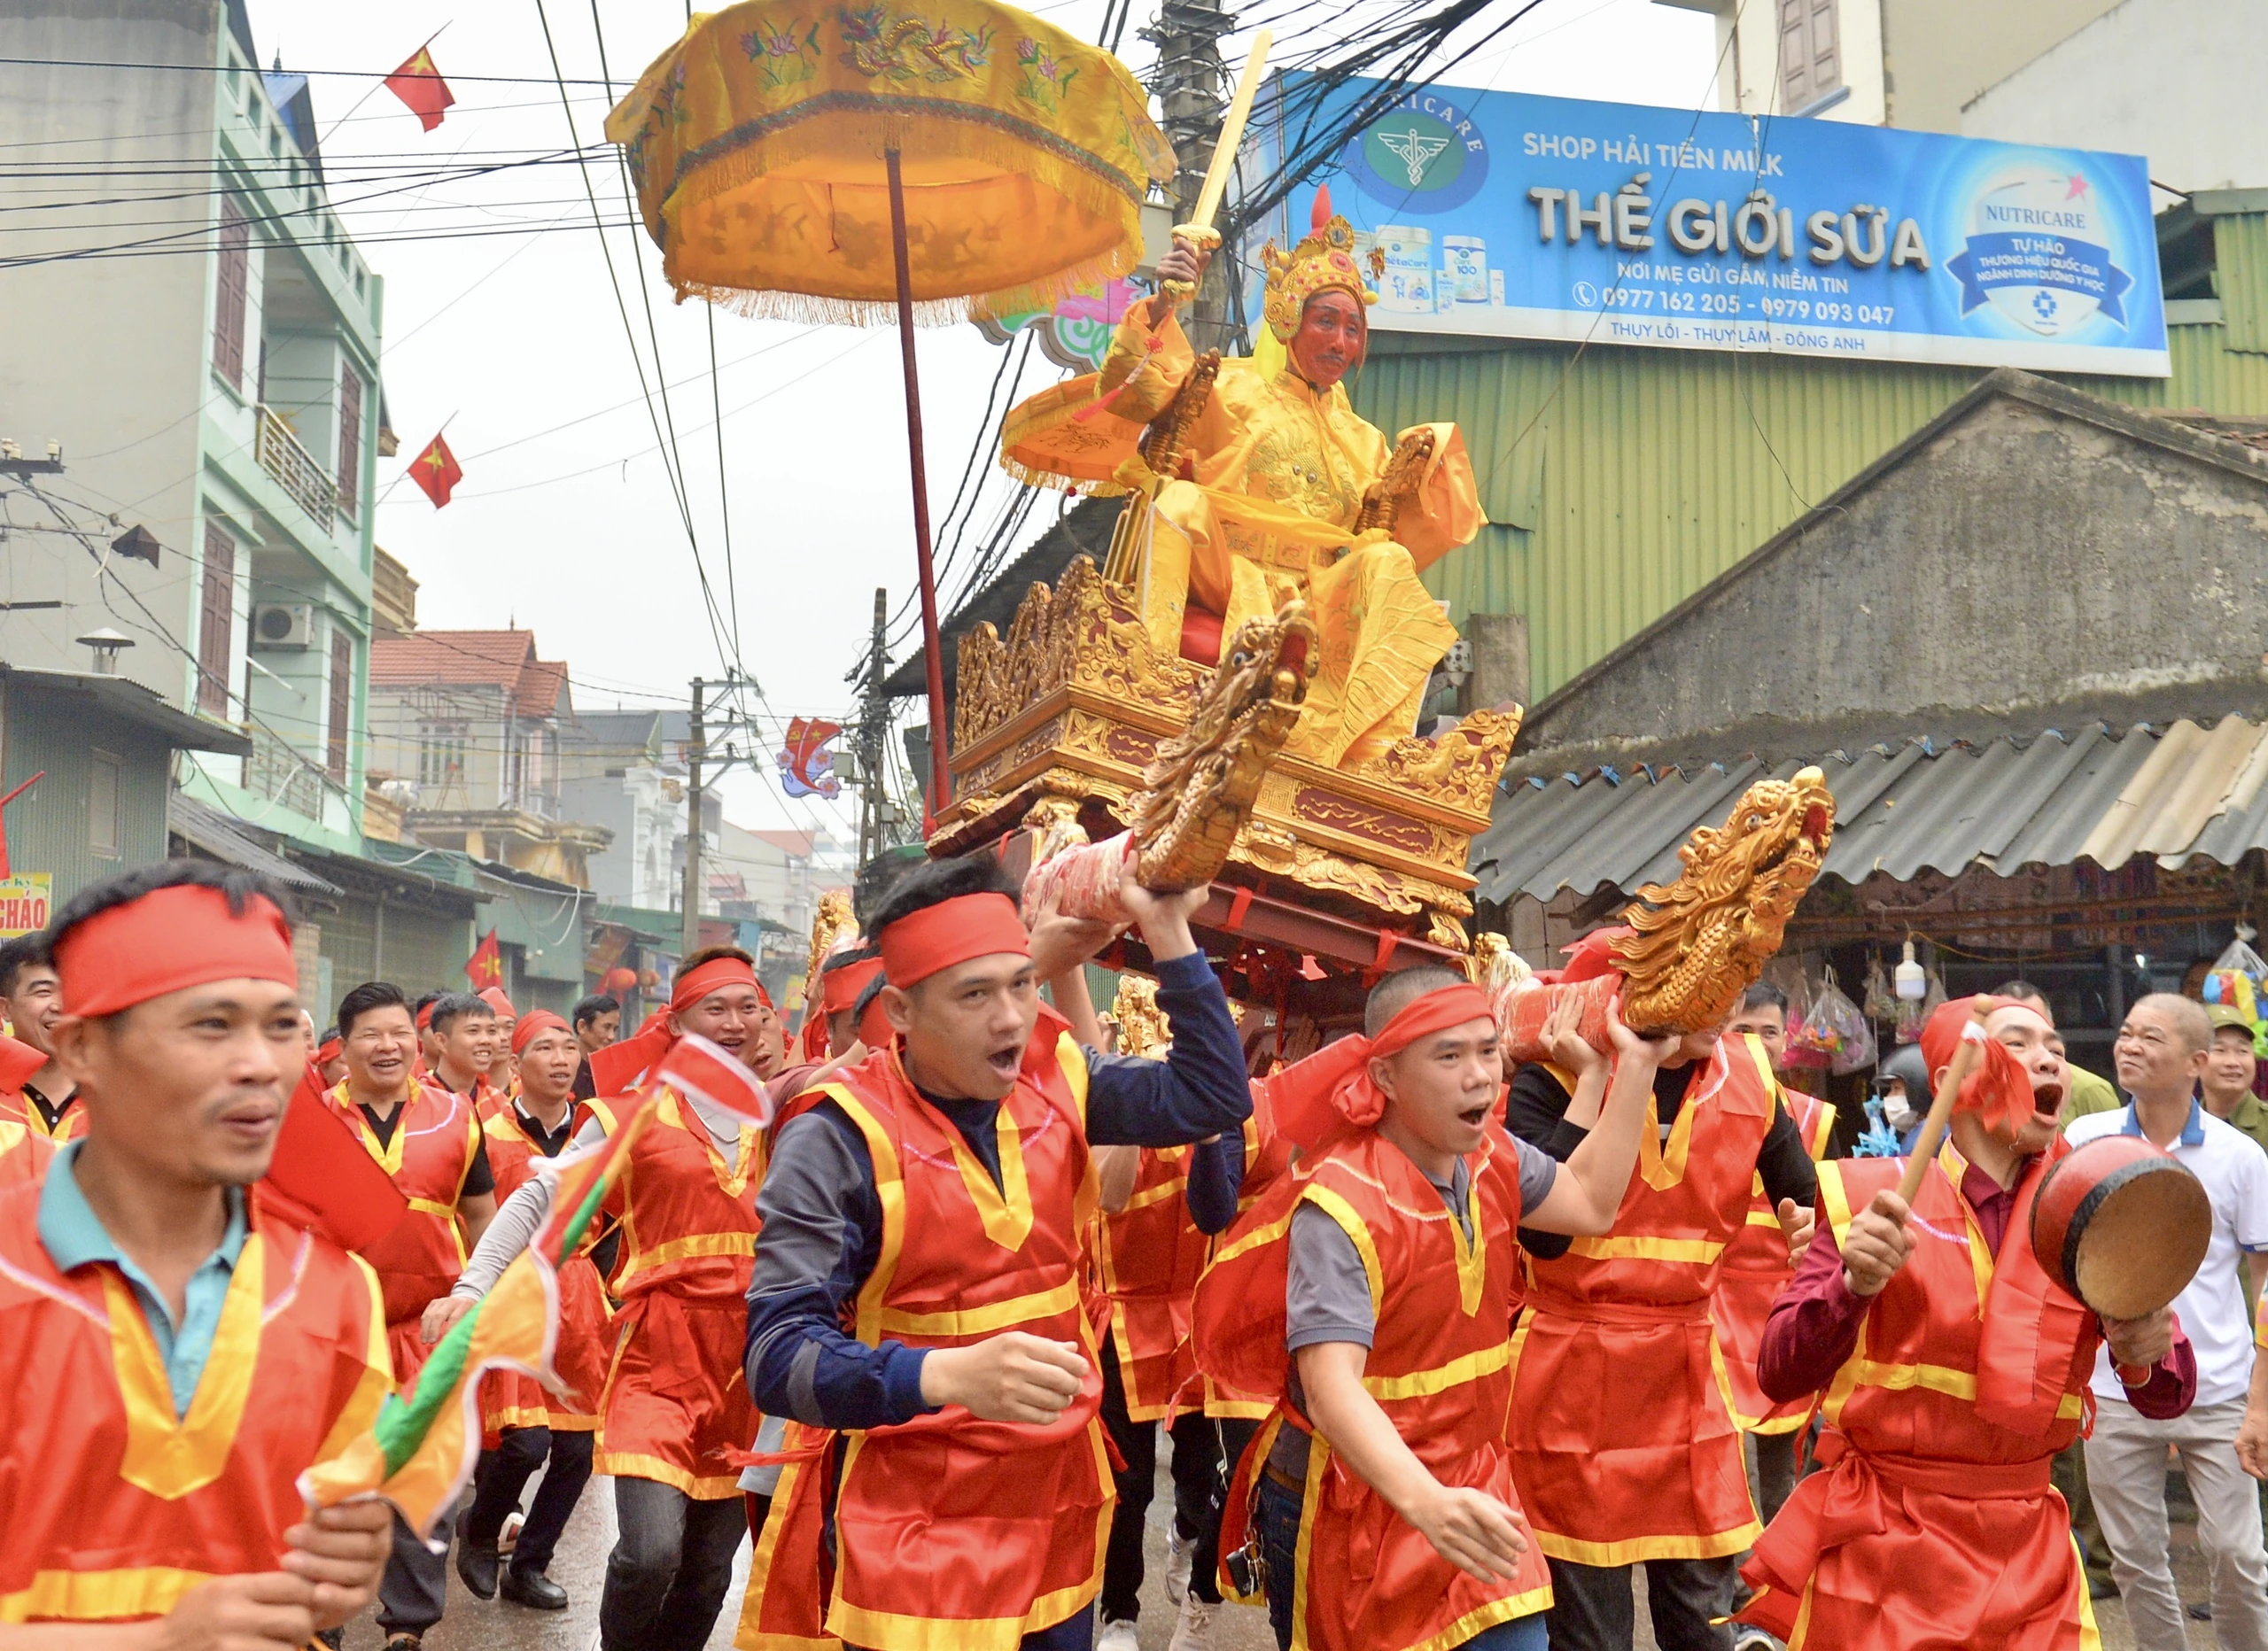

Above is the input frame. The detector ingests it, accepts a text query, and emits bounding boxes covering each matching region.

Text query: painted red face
[1290,291,1366,388]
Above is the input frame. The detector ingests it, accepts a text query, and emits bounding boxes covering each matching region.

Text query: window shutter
[198,525,235,717]
[328,629,353,781]
[214,200,249,388]
[1778,0,1840,111]
[337,367,362,517]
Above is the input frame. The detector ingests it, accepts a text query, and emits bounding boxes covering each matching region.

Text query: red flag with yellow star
[409,431,462,508]
[384,45,455,132]
[464,929,502,990]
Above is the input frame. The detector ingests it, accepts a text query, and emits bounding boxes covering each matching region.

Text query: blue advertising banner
[1250,76,2168,376]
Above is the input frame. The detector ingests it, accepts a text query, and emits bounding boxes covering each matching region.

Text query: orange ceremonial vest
[1095,1144,1216,1421]
[1194,1123,1554,1651]
[1205,1084,1291,1421]
[594,1088,761,1498]
[0,1116,57,1190]
[0,1182,392,1626]
[479,1098,616,1438]
[738,1029,1111,1651]
[1736,1146,2100,1651]
[1506,1033,1778,1565]
[0,1089,84,1143]
[1713,1090,1836,1433]
[331,1080,482,1385]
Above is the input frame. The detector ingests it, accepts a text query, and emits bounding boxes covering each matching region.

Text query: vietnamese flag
[409,432,462,508]
[465,928,502,989]
[384,45,455,132]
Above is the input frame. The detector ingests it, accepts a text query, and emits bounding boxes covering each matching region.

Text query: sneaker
[1732,1630,1783,1651]
[1165,1525,1197,1608]
[1167,1593,1216,1651]
[1097,1616,1139,1651]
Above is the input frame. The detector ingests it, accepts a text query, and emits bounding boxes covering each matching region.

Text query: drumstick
[1896,998,1994,1205]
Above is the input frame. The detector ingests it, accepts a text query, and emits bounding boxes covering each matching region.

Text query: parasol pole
[884,142,951,819]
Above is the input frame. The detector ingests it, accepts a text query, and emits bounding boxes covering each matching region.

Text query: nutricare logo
[1946,167,2134,337]
[1346,95,1490,213]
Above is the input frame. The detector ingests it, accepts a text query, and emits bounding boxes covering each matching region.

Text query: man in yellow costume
[1005,191,1486,769]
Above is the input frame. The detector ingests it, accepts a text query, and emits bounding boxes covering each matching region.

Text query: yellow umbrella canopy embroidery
[605,1,1177,323]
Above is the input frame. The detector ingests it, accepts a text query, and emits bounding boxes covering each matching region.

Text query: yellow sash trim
[0,1565,209,1624]
[1565,1233,1726,1265]
[662,1091,761,1200]
[1534,1523,1760,1567]
[1363,1337,1511,1401]
[625,1231,758,1280]
[934,1097,1036,1253]
[106,1233,267,1500]
[1055,1031,1090,1128]
[1840,1356,2085,1421]
[832,1087,905,1347]
[1117,1174,1191,1214]
[1299,1184,1385,1322]
[312,1252,395,1468]
[1636,1081,1700,1191]
[1745,1206,1787,1229]
[335,1080,408,1175]
[876,1277,1082,1338]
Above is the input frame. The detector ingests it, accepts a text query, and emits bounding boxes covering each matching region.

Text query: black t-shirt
[571,1056,596,1101]
[20,1082,74,1136]
[512,1099,576,1158]
[357,1101,496,1198]
[1503,1056,1817,1260]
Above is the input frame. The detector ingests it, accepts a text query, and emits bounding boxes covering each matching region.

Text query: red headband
[879,893,1029,988]
[672,954,765,1014]
[479,986,517,1019]
[315,1036,342,1066]
[53,885,298,1019]
[821,956,885,1015]
[416,1001,437,1031]
[511,1009,571,1057]
[1920,995,2042,1136]
[1263,981,1496,1150]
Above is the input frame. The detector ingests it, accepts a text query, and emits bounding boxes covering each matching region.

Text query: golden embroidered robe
[1097,306,1483,768]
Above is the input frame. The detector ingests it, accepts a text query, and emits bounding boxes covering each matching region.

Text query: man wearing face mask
[1026,189,1483,771]
[1738,996,2195,1650]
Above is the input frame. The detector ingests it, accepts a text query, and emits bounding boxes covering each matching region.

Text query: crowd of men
[4,857,2268,1651]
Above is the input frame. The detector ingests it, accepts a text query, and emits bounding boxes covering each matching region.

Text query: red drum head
[2030,1136,2211,1321]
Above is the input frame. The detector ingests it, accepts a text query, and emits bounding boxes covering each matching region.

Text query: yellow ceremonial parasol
[606,3,1176,809]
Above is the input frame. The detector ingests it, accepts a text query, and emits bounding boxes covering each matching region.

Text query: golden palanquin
[929,555,1518,974]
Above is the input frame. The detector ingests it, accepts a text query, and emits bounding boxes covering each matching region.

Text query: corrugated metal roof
[1473,719,2268,905]
[168,793,341,895]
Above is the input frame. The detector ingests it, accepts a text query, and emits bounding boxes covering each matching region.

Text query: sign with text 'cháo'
[1254,77,2168,376]
[0,874,51,939]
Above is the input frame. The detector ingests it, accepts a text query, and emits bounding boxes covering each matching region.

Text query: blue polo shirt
[37,1140,248,1417]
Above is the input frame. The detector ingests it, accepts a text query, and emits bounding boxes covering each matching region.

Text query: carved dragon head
[1130,601,1317,888]
[1609,766,1836,1034]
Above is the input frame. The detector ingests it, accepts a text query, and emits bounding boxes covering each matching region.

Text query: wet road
[334,1463,2210,1650]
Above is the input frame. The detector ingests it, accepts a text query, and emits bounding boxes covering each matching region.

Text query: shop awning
[1475,718,2268,906]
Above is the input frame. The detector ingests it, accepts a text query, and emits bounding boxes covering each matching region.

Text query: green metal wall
[1,683,175,905]
[1354,216,2268,701]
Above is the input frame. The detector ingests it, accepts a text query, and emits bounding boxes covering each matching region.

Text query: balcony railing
[246,729,328,818]
[255,406,338,531]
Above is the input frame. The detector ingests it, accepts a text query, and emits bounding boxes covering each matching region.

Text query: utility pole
[857,588,889,866]
[680,677,706,957]
[1143,0,1237,351]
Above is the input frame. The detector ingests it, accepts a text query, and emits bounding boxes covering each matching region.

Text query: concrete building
[365,629,613,888]
[1657,0,2127,131]
[559,709,706,913]
[1961,0,2268,196]
[1473,370,2268,1105]
[0,0,382,854]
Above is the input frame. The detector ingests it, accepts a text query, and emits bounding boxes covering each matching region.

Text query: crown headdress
[1262,185,1383,343]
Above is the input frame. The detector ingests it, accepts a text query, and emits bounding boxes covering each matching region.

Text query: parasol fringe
[998,452,1126,496]
[653,105,1149,325]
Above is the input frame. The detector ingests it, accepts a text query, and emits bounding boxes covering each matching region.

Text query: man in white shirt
[2067,992,2268,1651]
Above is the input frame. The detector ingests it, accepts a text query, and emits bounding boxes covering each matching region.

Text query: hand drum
[2030,1136,2210,1320]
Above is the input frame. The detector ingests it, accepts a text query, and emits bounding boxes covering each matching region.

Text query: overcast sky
[248,0,1719,840]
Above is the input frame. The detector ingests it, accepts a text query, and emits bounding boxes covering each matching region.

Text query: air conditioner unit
[252,602,314,650]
